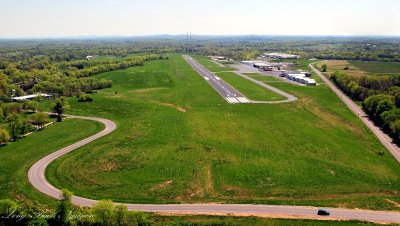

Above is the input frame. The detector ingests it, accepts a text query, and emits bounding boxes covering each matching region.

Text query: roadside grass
[0,118,104,208]
[216,72,287,101]
[149,215,391,226]
[43,54,400,210]
[190,54,236,72]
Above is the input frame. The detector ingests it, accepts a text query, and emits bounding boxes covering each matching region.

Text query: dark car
[317,209,330,216]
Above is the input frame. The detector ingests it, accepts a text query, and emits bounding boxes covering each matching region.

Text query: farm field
[44,54,400,210]
[0,118,103,207]
[316,60,400,78]
[349,61,400,74]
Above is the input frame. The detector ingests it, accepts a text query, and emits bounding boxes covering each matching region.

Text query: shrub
[0,128,10,146]
[29,112,50,130]
[78,94,93,102]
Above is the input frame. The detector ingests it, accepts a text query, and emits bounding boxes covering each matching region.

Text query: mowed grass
[190,54,236,72]
[216,72,286,101]
[245,73,286,82]
[0,119,103,207]
[45,54,400,210]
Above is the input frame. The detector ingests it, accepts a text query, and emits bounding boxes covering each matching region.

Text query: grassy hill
[43,54,400,210]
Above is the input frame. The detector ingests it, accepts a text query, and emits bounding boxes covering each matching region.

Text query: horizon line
[1,34,400,40]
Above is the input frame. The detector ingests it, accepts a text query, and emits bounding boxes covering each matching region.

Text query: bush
[78,94,93,102]
[29,112,50,130]
[0,128,10,146]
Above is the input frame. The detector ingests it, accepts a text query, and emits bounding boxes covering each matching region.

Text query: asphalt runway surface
[184,55,250,103]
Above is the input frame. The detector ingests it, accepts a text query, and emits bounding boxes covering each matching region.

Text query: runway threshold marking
[237,97,251,103]
[226,97,240,104]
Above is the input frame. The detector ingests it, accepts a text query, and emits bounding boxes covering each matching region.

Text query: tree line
[0,54,167,100]
[330,71,400,142]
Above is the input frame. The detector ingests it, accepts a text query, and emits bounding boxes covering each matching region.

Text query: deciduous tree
[0,128,10,146]
[51,97,70,122]
[91,200,114,225]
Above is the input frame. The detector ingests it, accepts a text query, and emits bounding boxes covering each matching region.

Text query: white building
[263,53,300,59]
[12,93,52,101]
[305,79,316,86]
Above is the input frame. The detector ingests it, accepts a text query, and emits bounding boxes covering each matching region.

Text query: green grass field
[0,118,103,208]
[42,54,400,210]
[349,61,400,74]
[190,54,236,72]
[244,73,283,82]
[216,72,286,101]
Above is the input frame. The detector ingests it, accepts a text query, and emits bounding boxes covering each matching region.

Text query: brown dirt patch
[151,180,174,191]
[175,170,205,201]
[133,87,168,93]
[385,199,400,208]
[206,165,214,194]
[153,101,187,113]
[99,162,117,172]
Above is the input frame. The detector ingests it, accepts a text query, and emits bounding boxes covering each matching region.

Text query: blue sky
[1,0,400,37]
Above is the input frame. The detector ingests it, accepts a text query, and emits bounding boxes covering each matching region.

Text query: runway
[183,55,251,104]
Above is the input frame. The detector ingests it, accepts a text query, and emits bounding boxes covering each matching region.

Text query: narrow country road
[309,63,400,164]
[28,114,400,224]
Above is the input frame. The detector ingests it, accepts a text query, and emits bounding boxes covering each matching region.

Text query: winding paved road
[310,63,400,164]
[28,114,400,224]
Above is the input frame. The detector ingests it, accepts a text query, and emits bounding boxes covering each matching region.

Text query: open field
[216,72,286,101]
[0,118,103,207]
[42,54,400,210]
[316,60,400,78]
[349,61,400,74]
